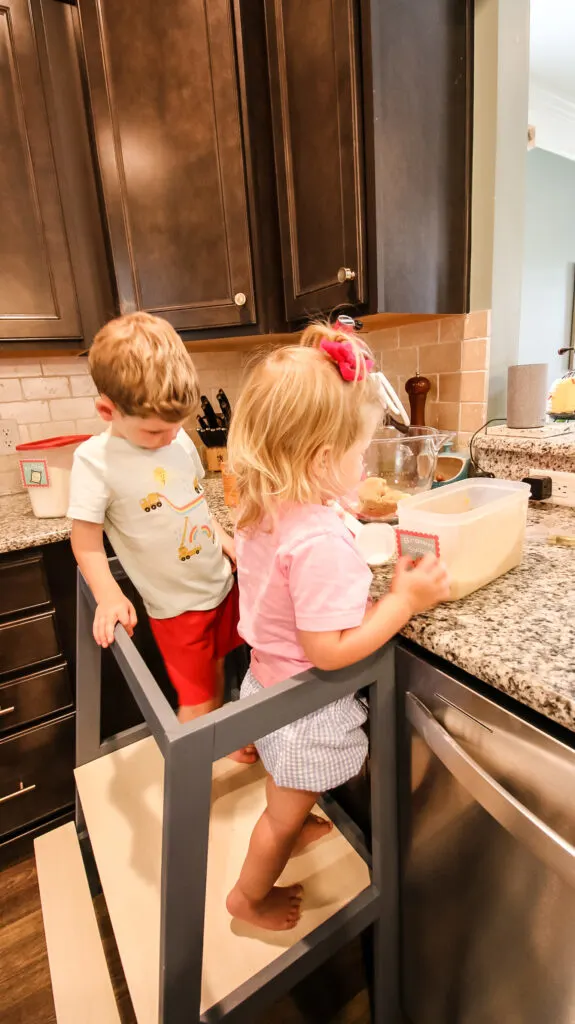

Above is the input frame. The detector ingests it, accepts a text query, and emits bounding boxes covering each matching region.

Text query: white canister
[16,434,91,518]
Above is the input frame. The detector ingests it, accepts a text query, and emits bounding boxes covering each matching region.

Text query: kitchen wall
[367,311,490,450]
[518,148,575,384]
[0,352,245,496]
[0,314,490,495]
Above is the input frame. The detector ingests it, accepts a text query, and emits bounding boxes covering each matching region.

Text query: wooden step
[34,821,121,1024]
[75,737,370,1023]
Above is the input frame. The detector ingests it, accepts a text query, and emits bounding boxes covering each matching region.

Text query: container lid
[16,434,91,452]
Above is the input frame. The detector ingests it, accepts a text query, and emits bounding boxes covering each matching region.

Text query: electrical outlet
[0,420,19,455]
[528,468,575,507]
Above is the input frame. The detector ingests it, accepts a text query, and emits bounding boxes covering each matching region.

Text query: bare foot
[228,745,259,765]
[292,813,333,855]
[226,884,303,931]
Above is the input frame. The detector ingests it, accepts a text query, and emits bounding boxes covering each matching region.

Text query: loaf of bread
[357,476,408,518]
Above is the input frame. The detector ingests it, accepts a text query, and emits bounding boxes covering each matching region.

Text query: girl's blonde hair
[228,321,382,530]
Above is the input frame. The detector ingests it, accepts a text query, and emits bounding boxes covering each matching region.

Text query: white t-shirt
[68,429,233,619]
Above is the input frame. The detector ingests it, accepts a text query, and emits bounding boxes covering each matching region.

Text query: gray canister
[507,363,548,428]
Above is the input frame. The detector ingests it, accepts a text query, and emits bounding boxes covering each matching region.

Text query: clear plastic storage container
[396,478,530,600]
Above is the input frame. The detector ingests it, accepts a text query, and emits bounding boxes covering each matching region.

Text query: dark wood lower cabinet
[0,665,73,736]
[0,713,75,839]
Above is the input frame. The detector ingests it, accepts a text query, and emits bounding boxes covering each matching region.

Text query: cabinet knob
[234,292,247,307]
[337,267,356,284]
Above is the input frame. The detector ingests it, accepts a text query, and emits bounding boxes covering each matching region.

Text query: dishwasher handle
[406,692,575,888]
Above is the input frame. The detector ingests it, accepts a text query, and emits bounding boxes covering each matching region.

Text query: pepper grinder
[405,373,431,426]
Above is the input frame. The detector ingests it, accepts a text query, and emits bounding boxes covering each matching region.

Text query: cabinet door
[78,0,255,331]
[0,0,80,339]
[265,0,366,321]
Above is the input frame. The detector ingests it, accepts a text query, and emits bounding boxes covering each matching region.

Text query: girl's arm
[213,518,236,565]
[71,520,137,647]
[298,555,449,671]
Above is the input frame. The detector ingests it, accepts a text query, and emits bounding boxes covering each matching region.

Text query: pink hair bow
[319,338,374,382]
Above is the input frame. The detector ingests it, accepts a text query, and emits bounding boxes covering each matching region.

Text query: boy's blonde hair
[229,321,382,530]
[89,312,200,422]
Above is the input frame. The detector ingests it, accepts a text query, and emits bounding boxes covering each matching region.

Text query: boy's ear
[95,395,116,422]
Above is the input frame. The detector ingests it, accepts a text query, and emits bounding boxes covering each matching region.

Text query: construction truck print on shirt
[139,483,216,561]
[68,428,233,619]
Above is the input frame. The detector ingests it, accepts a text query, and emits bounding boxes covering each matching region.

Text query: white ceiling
[530,0,575,102]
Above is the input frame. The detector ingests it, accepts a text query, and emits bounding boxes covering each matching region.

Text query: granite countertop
[475,424,575,478]
[2,479,574,734]
[0,491,72,554]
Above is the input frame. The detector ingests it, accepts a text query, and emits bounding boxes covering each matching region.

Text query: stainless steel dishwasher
[397,646,575,1024]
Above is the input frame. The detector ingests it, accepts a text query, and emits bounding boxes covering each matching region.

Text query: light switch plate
[0,420,19,455]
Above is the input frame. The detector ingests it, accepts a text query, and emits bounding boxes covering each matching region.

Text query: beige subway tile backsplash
[460,371,488,403]
[41,357,90,376]
[368,327,399,350]
[439,317,465,343]
[460,403,487,433]
[0,362,41,378]
[76,417,106,435]
[379,347,418,377]
[0,400,51,424]
[24,420,77,441]
[399,321,438,348]
[21,376,71,400]
[70,375,98,397]
[48,397,97,421]
[461,338,488,372]
[0,379,23,402]
[419,342,462,375]
[464,310,490,340]
[438,372,461,403]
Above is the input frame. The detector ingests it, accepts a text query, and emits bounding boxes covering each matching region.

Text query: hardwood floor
[0,856,371,1023]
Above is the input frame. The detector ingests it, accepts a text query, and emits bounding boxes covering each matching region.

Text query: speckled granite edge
[475,431,575,479]
[0,491,72,554]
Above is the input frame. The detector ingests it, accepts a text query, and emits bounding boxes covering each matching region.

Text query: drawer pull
[0,705,15,717]
[0,781,36,805]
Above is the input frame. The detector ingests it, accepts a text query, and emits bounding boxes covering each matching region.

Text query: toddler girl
[226,322,449,930]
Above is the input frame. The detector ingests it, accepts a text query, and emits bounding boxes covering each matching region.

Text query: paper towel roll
[507,363,548,428]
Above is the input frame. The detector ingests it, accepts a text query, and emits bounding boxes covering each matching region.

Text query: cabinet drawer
[0,664,72,735]
[0,553,50,618]
[0,612,60,678]
[0,712,75,838]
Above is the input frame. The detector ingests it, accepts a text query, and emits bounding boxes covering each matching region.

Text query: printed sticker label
[396,529,440,561]
[19,459,49,488]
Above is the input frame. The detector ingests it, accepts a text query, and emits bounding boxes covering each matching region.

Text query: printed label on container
[19,459,49,488]
[396,529,440,561]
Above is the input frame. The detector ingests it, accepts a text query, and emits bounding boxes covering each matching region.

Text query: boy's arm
[71,520,137,647]
[213,518,236,566]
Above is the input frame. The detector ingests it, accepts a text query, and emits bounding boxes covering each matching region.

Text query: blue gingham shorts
[240,669,368,792]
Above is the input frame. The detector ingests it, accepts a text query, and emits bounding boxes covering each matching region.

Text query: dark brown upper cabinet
[265,0,366,322]
[265,0,472,321]
[78,0,258,332]
[362,0,473,314]
[0,0,81,340]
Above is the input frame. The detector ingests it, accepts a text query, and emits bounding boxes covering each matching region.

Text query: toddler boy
[68,312,252,755]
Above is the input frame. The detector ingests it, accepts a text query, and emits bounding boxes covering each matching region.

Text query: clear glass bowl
[343,426,453,522]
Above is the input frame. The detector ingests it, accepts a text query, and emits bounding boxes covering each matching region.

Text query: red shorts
[149,584,241,707]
